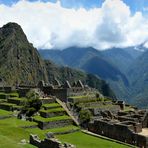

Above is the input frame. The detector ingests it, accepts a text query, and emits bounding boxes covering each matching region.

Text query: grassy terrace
[8,97,24,101]
[0,117,37,127]
[56,131,131,148]
[42,103,61,108]
[69,95,112,104]
[40,108,65,113]
[33,115,71,122]
[25,125,79,139]
[0,109,12,116]
[70,95,88,99]
[0,116,37,148]
[0,93,8,99]
[8,92,19,97]
[0,102,15,106]
[124,106,135,112]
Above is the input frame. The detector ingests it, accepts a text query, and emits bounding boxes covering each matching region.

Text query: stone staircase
[56,98,79,126]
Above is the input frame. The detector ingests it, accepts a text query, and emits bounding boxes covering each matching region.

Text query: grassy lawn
[0,117,37,127]
[42,103,61,108]
[26,125,79,139]
[40,108,65,113]
[33,115,71,122]
[0,116,37,148]
[0,109,12,116]
[0,126,36,148]
[56,131,131,148]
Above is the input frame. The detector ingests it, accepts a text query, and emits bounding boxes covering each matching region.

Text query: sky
[0,0,148,50]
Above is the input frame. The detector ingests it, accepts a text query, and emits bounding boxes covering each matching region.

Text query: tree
[18,89,42,117]
[79,109,92,126]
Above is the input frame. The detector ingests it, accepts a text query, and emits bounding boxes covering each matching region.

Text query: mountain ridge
[0,22,115,99]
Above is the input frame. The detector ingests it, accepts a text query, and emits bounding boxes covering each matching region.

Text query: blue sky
[0,0,148,14]
[0,0,148,49]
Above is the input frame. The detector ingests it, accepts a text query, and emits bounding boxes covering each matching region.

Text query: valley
[39,46,148,108]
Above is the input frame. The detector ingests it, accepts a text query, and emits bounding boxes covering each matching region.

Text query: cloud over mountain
[0,0,148,50]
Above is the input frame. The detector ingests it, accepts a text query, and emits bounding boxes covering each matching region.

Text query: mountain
[44,60,115,98]
[39,47,102,67]
[39,47,130,100]
[39,46,147,108]
[0,23,115,98]
[127,50,148,108]
[0,23,48,85]
[101,47,142,73]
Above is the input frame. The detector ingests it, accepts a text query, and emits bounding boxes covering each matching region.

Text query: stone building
[38,80,90,102]
[88,110,148,148]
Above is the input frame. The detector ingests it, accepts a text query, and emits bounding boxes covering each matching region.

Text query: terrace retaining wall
[33,118,73,130]
[40,110,66,118]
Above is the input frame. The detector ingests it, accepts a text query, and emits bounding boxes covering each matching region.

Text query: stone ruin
[88,109,148,148]
[37,79,90,102]
[30,134,75,148]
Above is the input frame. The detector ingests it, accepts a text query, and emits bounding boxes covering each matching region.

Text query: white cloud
[0,0,148,50]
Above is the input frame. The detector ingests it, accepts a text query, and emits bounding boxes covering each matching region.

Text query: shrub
[79,109,92,125]
[18,90,42,117]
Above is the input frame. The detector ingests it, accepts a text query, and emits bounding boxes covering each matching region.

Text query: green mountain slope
[39,47,148,108]
[127,50,148,108]
[39,47,129,100]
[0,23,48,85]
[0,23,115,98]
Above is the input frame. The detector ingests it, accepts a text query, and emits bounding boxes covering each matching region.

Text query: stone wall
[33,118,73,130]
[7,98,22,105]
[88,119,148,148]
[39,110,66,118]
[18,88,30,97]
[41,98,56,104]
[142,111,148,128]
[43,87,68,102]
[0,104,13,111]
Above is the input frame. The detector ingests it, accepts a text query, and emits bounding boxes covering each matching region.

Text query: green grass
[70,95,88,99]
[0,93,8,99]
[26,125,79,139]
[33,115,71,122]
[69,96,112,104]
[42,103,61,108]
[40,108,65,113]
[9,97,24,101]
[0,102,15,106]
[8,92,19,97]
[123,106,135,112]
[0,109,12,116]
[0,126,36,148]
[0,117,37,148]
[0,117,37,127]
[56,131,131,148]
